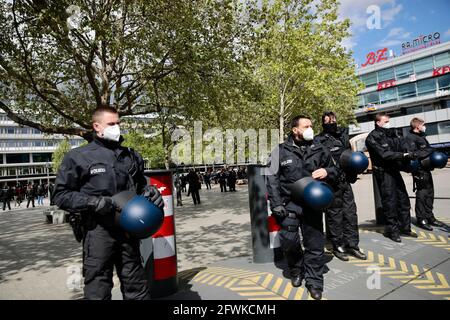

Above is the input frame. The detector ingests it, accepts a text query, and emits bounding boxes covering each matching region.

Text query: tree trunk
[162,126,171,169]
[279,93,285,143]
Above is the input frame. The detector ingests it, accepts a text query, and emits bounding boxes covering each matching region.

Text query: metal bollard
[142,169,178,298]
[247,165,283,263]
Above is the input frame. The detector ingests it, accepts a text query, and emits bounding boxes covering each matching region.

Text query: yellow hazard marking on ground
[190,266,324,300]
[359,223,450,251]
[348,249,450,299]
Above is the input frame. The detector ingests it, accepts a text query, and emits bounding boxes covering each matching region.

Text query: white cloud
[409,16,417,22]
[378,27,410,47]
[445,29,450,37]
[337,0,403,54]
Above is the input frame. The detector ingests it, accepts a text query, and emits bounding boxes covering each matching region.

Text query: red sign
[362,48,388,67]
[377,79,397,91]
[433,65,450,77]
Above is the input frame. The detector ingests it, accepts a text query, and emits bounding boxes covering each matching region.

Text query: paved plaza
[0,170,449,300]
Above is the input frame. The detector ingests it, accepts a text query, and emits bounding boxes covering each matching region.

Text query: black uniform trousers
[82,223,150,300]
[2,200,11,210]
[190,188,201,204]
[374,168,411,236]
[414,170,435,221]
[278,211,325,290]
[325,181,359,249]
[220,182,227,192]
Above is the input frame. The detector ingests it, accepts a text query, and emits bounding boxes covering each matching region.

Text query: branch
[0,100,88,137]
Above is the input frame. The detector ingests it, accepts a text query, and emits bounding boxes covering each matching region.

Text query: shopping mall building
[0,112,84,186]
[350,39,450,152]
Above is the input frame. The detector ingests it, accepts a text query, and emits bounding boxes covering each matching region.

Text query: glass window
[6,153,30,164]
[423,105,434,112]
[0,156,3,164]
[426,123,439,135]
[7,127,14,134]
[405,106,423,115]
[397,83,417,100]
[360,73,377,87]
[417,78,436,96]
[365,91,379,104]
[414,56,433,74]
[434,52,450,68]
[357,95,365,107]
[377,68,395,82]
[438,73,450,90]
[380,87,397,103]
[32,153,52,163]
[395,62,414,79]
[438,121,450,134]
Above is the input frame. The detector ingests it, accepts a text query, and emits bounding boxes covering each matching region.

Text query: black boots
[306,285,322,300]
[417,219,433,231]
[346,247,367,260]
[384,232,402,243]
[332,246,349,261]
[291,274,303,288]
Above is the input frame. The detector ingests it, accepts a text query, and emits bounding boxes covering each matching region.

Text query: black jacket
[365,126,407,170]
[267,134,339,214]
[404,131,434,162]
[53,134,147,214]
[314,128,352,183]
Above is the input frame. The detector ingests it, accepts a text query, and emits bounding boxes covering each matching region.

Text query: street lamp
[45,162,51,201]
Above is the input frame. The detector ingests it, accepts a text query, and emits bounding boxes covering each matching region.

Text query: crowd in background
[0,182,54,211]
[174,167,248,206]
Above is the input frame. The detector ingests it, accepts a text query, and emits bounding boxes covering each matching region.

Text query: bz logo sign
[362,48,388,67]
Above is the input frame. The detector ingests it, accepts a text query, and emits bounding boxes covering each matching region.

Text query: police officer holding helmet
[405,117,445,231]
[366,112,418,243]
[53,106,164,300]
[267,115,338,300]
[314,112,366,262]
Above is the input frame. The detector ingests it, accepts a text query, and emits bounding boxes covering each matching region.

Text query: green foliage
[122,132,166,169]
[246,0,363,140]
[51,139,73,173]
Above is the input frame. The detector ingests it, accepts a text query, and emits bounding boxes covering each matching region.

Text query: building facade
[0,112,84,186]
[351,41,450,151]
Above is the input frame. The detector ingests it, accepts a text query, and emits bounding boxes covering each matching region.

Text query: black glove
[94,196,117,215]
[346,173,358,184]
[272,205,287,220]
[142,185,164,210]
[404,152,419,160]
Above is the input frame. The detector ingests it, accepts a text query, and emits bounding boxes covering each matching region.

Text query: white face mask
[302,127,314,141]
[420,125,426,133]
[102,124,121,142]
[381,122,391,129]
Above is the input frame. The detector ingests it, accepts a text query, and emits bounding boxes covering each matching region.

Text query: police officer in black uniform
[405,117,445,231]
[53,106,164,300]
[267,115,338,300]
[314,112,366,261]
[366,112,418,243]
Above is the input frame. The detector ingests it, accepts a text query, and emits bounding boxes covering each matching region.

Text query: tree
[0,0,250,139]
[247,0,363,141]
[121,131,166,169]
[51,139,72,173]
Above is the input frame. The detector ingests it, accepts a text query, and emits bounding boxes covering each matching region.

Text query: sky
[337,0,450,67]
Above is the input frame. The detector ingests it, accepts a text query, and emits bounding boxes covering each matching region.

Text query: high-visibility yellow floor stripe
[224,278,239,288]
[261,274,274,287]
[282,283,293,299]
[271,278,283,292]
[229,287,265,291]
[208,275,224,285]
[238,292,279,296]
[200,274,217,284]
[216,276,232,287]
[294,288,305,300]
